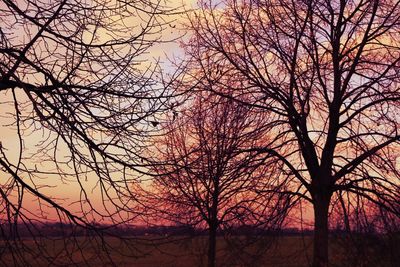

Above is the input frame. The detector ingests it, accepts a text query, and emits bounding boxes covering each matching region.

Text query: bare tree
[180,0,400,266]
[148,91,289,267]
[0,0,177,265]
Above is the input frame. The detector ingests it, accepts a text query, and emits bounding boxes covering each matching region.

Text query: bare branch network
[0,0,399,266]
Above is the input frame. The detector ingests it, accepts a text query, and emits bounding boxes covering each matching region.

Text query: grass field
[0,234,399,266]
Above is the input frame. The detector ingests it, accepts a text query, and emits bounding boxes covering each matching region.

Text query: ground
[0,234,398,266]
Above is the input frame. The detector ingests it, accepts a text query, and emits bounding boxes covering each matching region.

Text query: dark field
[1,234,399,267]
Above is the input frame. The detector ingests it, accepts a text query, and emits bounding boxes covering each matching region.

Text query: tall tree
[149,91,289,267]
[182,0,400,266]
[0,0,175,265]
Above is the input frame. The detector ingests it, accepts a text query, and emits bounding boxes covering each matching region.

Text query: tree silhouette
[148,91,290,267]
[181,0,400,266]
[0,0,175,265]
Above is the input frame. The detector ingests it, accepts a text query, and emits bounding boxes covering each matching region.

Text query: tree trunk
[208,223,217,267]
[312,195,331,267]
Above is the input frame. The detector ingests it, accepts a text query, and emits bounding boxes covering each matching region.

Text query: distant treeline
[3,222,396,238]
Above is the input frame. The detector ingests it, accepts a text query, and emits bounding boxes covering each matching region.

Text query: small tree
[150,91,288,267]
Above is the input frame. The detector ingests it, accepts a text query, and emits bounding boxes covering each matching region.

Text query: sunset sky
[0,0,200,223]
[0,0,397,229]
